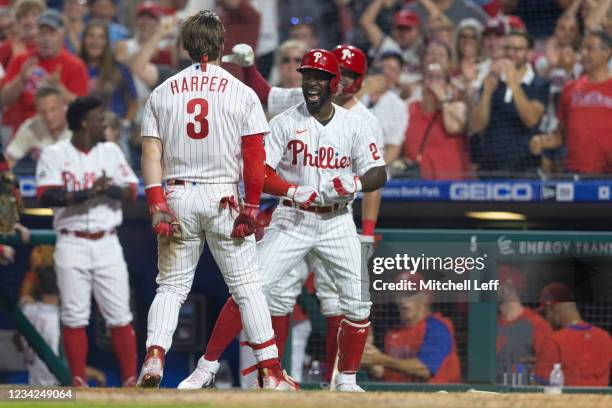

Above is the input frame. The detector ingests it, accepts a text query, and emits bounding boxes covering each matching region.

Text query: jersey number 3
[186,98,209,139]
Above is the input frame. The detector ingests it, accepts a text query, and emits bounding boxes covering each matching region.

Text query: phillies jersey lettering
[141,63,270,183]
[35,141,138,232]
[266,103,385,202]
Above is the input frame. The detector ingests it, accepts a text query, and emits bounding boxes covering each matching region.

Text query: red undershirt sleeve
[243,65,272,105]
[241,133,266,206]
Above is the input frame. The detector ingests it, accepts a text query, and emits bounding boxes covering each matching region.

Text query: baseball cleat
[123,375,137,387]
[261,367,299,391]
[137,356,164,388]
[178,358,220,390]
[334,373,364,392]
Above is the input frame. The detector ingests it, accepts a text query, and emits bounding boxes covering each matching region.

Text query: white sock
[336,372,356,385]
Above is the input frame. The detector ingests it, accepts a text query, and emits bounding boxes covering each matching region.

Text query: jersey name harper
[141,63,270,184]
[266,103,385,194]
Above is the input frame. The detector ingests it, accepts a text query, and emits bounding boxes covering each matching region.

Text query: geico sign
[450,182,533,201]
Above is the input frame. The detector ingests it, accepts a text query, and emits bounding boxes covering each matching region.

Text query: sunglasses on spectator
[281,56,302,64]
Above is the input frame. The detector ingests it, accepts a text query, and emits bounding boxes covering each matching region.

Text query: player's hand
[231,203,258,239]
[91,171,112,196]
[332,174,362,196]
[286,185,318,209]
[149,202,181,237]
[222,43,255,67]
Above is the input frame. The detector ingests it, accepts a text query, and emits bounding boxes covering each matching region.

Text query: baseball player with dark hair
[180,49,387,392]
[137,10,300,390]
[217,43,386,383]
[35,95,139,387]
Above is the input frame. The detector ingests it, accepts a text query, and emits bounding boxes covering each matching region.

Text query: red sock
[337,318,370,373]
[62,326,87,383]
[145,345,166,365]
[271,315,290,359]
[324,315,343,382]
[111,324,137,383]
[204,297,243,361]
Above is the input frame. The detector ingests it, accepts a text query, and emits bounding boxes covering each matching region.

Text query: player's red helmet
[297,49,341,93]
[332,45,367,94]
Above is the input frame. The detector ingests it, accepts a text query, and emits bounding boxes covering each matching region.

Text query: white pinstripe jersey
[141,63,270,183]
[35,141,138,231]
[266,102,385,202]
[360,90,409,146]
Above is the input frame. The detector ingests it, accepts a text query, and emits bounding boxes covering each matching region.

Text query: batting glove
[231,203,259,239]
[145,185,181,237]
[221,44,255,67]
[332,174,362,196]
[286,185,319,209]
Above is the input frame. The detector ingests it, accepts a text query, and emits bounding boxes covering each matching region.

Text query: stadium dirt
[2,388,612,408]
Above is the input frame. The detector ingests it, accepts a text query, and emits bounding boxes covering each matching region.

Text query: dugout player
[180,49,387,392]
[35,96,139,387]
[539,283,612,386]
[138,10,300,390]
[221,43,385,383]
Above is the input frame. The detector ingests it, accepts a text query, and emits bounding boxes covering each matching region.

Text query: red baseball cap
[538,283,574,310]
[393,10,420,29]
[484,16,507,36]
[506,15,526,31]
[136,2,163,19]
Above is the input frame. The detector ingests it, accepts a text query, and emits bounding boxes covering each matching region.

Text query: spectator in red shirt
[539,283,612,386]
[496,266,557,384]
[0,0,45,70]
[361,273,461,383]
[217,0,261,82]
[0,9,88,137]
[402,62,470,179]
[533,31,612,175]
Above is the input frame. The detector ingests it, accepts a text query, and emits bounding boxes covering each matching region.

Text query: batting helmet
[332,45,367,94]
[297,49,341,93]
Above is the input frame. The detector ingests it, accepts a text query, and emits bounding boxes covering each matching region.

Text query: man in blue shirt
[471,30,549,175]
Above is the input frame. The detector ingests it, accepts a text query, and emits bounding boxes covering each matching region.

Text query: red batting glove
[145,185,180,237]
[287,184,318,209]
[333,175,362,196]
[231,203,259,239]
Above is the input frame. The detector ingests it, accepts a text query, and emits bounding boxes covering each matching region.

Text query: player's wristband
[361,219,376,236]
[144,184,165,206]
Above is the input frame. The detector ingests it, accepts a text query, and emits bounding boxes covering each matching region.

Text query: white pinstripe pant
[54,234,133,328]
[258,206,371,321]
[146,183,277,362]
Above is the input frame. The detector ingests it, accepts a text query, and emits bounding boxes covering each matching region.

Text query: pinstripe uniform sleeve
[352,116,386,176]
[375,92,409,146]
[35,146,62,187]
[141,91,160,139]
[268,87,304,116]
[242,89,271,137]
[265,115,287,169]
[107,143,138,185]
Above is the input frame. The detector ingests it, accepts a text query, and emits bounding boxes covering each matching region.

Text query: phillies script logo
[342,49,354,60]
[62,171,97,192]
[314,51,323,63]
[287,140,351,169]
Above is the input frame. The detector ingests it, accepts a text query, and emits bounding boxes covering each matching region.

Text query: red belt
[60,229,116,240]
[282,200,345,214]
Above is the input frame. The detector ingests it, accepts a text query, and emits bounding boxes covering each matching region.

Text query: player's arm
[223,44,272,104]
[141,137,180,236]
[361,342,431,379]
[263,165,318,208]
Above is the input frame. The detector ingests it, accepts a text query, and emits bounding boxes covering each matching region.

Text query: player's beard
[303,85,332,113]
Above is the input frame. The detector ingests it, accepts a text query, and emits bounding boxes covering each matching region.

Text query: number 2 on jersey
[186,98,209,139]
[369,143,381,160]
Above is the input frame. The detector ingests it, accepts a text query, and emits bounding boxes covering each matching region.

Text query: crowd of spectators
[0,0,611,180]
